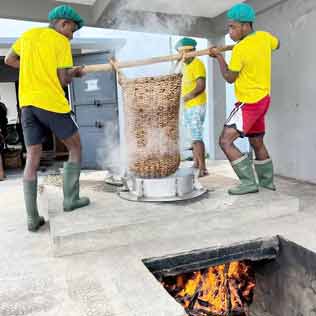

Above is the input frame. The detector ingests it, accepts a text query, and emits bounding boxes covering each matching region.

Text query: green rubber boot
[228,155,259,195]
[63,162,90,212]
[254,159,276,191]
[23,180,45,232]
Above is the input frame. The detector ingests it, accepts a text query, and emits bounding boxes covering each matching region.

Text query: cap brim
[177,46,195,51]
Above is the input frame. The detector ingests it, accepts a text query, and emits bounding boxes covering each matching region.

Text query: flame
[161,261,255,316]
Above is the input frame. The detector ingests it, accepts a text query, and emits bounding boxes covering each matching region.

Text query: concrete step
[39,177,299,257]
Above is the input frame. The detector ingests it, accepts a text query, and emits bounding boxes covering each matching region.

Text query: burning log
[161,261,255,316]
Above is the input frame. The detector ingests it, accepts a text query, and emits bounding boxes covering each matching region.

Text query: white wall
[0,18,44,37]
[254,0,316,183]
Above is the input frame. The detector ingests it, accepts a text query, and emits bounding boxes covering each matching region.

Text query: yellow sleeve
[193,59,206,79]
[229,46,243,72]
[56,39,73,69]
[12,38,21,56]
[268,33,279,50]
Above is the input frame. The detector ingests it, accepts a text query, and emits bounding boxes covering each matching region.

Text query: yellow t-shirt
[229,31,279,104]
[181,58,207,108]
[12,27,73,113]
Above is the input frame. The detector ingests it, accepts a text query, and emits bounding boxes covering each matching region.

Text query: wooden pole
[82,45,234,74]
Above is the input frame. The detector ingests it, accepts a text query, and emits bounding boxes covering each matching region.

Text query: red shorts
[225,95,270,137]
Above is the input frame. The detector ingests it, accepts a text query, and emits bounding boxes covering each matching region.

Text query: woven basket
[121,73,182,178]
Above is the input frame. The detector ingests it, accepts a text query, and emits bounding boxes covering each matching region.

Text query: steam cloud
[96,121,126,176]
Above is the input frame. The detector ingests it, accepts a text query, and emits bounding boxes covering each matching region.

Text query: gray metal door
[71,51,119,169]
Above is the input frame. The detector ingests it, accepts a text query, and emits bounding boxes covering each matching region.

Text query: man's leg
[249,135,276,190]
[192,146,199,169]
[219,127,258,195]
[23,144,46,231]
[219,126,243,161]
[21,107,46,232]
[193,140,207,176]
[24,144,42,181]
[188,106,208,176]
[61,131,81,164]
[248,135,269,161]
[246,95,275,191]
[61,131,90,212]
[39,107,90,212]
[184,108,199,169]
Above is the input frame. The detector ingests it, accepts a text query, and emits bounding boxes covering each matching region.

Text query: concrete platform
[33,160,316,316]
[40,166,299,258]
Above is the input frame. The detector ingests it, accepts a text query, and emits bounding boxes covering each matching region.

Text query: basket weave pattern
[121,74,182,178]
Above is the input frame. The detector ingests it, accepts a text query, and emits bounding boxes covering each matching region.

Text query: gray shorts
[21,106,78,146]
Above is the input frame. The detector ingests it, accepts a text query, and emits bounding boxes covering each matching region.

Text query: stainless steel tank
[119,167,207,202]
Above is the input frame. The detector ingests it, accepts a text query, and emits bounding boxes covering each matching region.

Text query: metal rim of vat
[118,187,208,202]
[118,167,208,202]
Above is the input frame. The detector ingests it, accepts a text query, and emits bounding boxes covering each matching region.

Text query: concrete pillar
[208,36,227,160]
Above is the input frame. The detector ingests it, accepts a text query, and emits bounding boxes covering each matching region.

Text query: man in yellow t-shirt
[5,5,90,232]
[209,3,279,195]
[176,38,208,177]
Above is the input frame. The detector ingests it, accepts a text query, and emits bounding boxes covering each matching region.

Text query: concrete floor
[1,160,316,316]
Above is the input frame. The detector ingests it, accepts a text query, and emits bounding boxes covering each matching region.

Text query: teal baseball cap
[227,3,256,23]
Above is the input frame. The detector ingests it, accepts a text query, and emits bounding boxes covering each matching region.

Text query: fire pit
[160,261,255,316]
[143,236,316,316]
[143,237,278,316]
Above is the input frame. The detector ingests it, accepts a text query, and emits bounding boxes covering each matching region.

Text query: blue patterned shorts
[184,105,206,141]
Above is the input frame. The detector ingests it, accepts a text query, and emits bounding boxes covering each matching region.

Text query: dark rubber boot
[63,162,90,212]
[23,179,45,232]
[228,155,259,195]
[254,159,276,191]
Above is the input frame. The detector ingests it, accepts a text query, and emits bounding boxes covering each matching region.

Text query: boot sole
[28,217,45,232]
[63,200,90,212]
[260,185,276,191]
[228,188,259,195]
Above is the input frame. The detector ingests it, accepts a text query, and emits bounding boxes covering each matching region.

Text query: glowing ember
[160,261,255,316]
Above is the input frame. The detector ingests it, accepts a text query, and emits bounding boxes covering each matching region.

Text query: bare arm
[183,78,206,102]
[209,48,239,84]
[215,54,239,84]
[4,49,20,69]
[57,66,84,88]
